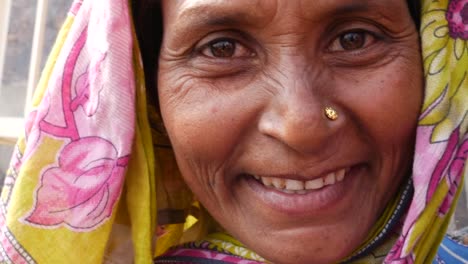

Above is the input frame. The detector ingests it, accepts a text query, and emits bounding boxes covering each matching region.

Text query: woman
[0,0,466,263]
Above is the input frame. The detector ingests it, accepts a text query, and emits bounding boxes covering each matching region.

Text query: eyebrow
[330,2,370,15]
[177,6,262,30]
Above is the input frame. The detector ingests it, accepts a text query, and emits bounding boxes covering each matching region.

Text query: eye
[329,31,376,52]
[201,38,254,58]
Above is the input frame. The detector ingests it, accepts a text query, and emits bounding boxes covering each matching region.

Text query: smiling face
[157,0,423,263]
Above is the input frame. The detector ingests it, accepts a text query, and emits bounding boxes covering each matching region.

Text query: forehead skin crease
[174,0,277,27]
[165,0,412,30]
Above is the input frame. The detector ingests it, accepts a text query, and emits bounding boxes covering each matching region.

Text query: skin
[157,1,423,263]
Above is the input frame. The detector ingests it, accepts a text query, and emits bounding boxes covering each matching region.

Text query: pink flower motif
[70,53,106,117]
[24,137,128,230]
[446,0,468,39]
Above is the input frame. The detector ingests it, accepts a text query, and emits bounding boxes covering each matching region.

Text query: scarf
[0,0,466,263]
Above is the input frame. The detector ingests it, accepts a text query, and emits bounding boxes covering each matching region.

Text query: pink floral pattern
[24,137,129,229]
[16,0,135,232]
[0,0,135,262]
[447,0,468,39]
[70,53,106,116]
[383,0,468,261]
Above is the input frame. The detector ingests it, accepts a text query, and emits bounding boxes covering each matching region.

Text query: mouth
[251,167,350,195]
[242,165,362,215]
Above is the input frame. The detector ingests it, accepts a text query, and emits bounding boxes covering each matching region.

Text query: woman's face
[158,1,423,263]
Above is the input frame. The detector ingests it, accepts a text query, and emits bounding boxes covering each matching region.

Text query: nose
[258,79,340,155]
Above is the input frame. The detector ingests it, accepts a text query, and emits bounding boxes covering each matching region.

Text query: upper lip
[236,142,369,181]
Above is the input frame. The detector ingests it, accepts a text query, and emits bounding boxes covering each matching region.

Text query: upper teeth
[254,168,348,193]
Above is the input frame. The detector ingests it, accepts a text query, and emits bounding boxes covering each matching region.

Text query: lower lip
[244,166,362,216]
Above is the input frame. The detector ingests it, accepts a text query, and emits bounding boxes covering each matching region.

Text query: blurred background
[0,0,68,181]
[0,0,466,233]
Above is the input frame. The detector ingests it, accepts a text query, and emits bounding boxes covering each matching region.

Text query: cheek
[158,78,250,173]
[379,72,422,144]
[343,66,423,149]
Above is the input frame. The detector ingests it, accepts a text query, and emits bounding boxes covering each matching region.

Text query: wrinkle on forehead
[174,0,277,27]
[168,0,405,26]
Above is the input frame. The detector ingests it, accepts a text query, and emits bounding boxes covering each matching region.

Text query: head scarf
[0,0,466,263]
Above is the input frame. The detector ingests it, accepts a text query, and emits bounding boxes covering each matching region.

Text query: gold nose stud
[324,106,338,121]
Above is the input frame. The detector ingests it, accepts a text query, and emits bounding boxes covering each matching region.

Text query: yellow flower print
[420,0,468,142]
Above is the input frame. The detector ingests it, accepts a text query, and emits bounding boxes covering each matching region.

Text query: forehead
[164,0,408,24]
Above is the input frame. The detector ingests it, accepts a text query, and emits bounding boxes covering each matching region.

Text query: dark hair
[133,0,163,111]
[407,0,421,28]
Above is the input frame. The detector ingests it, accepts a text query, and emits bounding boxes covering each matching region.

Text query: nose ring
[324,106,338,121]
